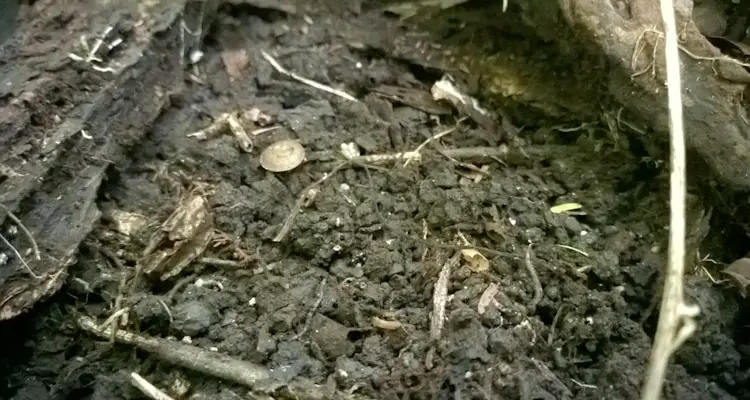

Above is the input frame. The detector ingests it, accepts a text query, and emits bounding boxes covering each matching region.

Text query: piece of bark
[0,0,19,46]
[0,0,219,320]
[523,0,750,189]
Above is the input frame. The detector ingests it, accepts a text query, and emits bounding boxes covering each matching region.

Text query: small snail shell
[259,139,306,172]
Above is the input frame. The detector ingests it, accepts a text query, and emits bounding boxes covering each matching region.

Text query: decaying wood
[521,0,750,189]
[0,0,218,320]
[360,0,750,191]
[78,315,374,400]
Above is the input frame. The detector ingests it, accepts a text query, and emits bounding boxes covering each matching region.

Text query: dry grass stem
[0,204,41,261]
[292,277,327,340]
[640,2,701,399]
[403,117,467,167]
[130,372,175,400]
[261,50,359,102]
[78,315,373,400]
[0,232,40,279]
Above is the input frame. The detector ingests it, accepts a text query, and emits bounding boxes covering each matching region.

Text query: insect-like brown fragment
[139,195,214,281]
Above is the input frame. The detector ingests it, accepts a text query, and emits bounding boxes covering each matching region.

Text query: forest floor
[1,0,748,399]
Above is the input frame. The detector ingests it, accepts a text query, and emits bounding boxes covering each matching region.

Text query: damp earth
[1,1,749,400]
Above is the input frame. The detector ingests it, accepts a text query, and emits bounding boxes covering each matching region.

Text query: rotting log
[512,0,750,189]
[0,0,218,320]
[565,0,750,189]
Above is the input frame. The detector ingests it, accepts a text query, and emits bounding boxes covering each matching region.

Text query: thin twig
[187,113,252,152]
[0,232,40,279]
[78,315,372,400]
[198,257,251,268]
[403,118,467,167]
[98,247,131,341]
[547,305,566,345]
[641,2,700,400]
[261,50,359,102]
[99,308,130,332]
[634,28,750,72]
[0,204,40,261]
[292,277,327,340]
[314,146,513,168]
[130,372,175,400]
[273,161,351,242]
[111,272,129,343]
[165,273,197,304]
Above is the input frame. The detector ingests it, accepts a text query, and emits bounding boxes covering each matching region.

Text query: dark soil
[1,0,749,399]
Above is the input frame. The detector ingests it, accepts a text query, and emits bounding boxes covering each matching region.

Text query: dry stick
[187,113,253,152]
[641,2,700,400]
[0,232,41,279]
[312,146,513,169]
[0,204,42,278]
[430,251,460,341]
[0,204,41,261]
[130,372,175,400]
[99,308,130,332]
[292,277,327,340]
[100,247,131,342]
[77,315,372,400]
[261,50,359,103]
[198,256,249,268]
[402,117,467,167]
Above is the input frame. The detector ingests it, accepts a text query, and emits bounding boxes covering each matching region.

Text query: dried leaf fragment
[140,195,214,281]
[104,209,147,236]
[477,283,499,315]
[221,48,249,79]
[460,248,489,272]
[722,258,750,297]
[373,84,451,115]
[431,75,496,131]
[550,203,583,214]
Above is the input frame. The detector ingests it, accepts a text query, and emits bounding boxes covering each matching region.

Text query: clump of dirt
[1,1,749,400]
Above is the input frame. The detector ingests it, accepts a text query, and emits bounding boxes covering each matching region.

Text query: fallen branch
[77,315,373,400]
